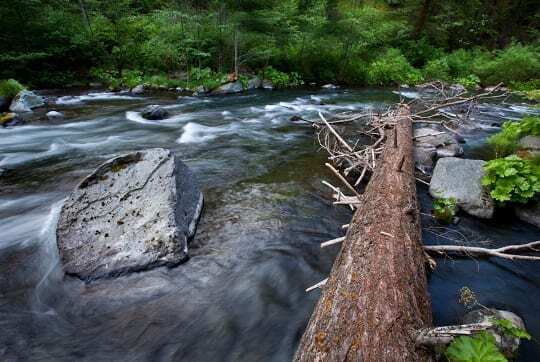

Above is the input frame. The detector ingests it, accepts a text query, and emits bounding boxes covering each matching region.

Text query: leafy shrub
[121,70,143,89]
[432,197,457,224]
[455,74,480,90]
[423,58,451,81]
[482,155,540,203]
[487,117,540,156]
[445,331,507,362]
[260,66,303,88]
[474,44,540,85]
[492,318,531,341]
[366,49,423,86]
[0,79,25,98]
[188,67,227,90]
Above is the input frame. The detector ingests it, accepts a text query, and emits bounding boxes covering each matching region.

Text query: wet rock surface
[142,105,169,120]
[515,201,540,228]
[211,80,244,95]
[56,148,203,280]
[429,157,494,218]
[414,127,463,173]
[9,91,45,113]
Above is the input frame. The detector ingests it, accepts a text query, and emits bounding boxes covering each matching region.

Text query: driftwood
[295,105,433,361]
[425,240,540,261]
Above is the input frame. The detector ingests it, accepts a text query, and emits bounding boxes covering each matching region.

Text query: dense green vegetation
[488,117,540,157]
[1,0,539,89]
[432,197,457,224]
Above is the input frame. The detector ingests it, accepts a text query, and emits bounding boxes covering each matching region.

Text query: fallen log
[295,105,433,361]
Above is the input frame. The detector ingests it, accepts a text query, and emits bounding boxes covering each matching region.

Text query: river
[0,88,539,361]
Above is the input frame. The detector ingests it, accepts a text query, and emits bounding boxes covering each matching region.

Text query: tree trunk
[413,0,432,38]
[295,106,433,361]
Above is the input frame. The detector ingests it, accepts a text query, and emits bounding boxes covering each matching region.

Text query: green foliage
[492,318,531,340]
[482,155,540,204]
[455,74,480,90]
[260,67,303,88]
[187,67,227,90]
[445,332,507,362]
[432,197,457,224]
[0,79,25,99]
[473,44,540,85]
[487,117,540,156]
[367,49,423,86]
[0,1,539,88]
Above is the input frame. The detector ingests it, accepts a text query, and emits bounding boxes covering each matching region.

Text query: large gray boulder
[211,80,244,95]
[414,128,463,173]
[515,201,540,228]
[142,105,169,120]
[9,90,45,113]
[56,148,203,280]
[429,157,494,218]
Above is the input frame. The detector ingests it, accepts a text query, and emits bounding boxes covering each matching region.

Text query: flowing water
[0,88,539,361]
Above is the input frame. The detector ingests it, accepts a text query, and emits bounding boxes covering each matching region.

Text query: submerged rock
[515,201,540,228]
[429,157,494,218]
[9,91,45,113]
[46,110,64,121]
[462,309,526,357]
[56,148,204,280]
[211,80,244,95]
[247,76,262,90]
[142,105,169,120]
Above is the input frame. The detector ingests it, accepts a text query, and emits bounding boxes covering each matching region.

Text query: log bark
[295,105,433,361]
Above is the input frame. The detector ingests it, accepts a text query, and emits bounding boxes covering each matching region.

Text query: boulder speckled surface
[142,105,168,120]
[56,148,203,280]
[429,157,494,218]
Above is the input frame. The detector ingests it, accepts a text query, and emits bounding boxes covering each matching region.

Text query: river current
[0,88,539,361]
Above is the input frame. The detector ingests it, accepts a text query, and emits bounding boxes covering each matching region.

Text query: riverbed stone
[247,76,262,90]
[462,309,526,357]
[46,110,64,121]
[262,80,273,90]
[515,201,540,228]
[414,128,463,173]
[56,148,204,280]
[142,105,169,120]
[429,157,494,218]
[131,84,145,94]
[211,80,244,95]
[0,112,24,127]
[9,91,45,113]
[518,135,540,157]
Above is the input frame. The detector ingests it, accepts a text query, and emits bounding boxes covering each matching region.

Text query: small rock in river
[142,105,169,120]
